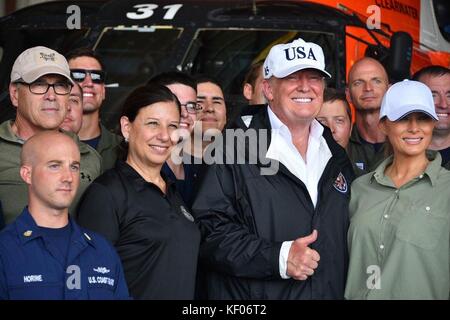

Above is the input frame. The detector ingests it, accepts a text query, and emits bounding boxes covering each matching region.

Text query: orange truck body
[305,0,449,79]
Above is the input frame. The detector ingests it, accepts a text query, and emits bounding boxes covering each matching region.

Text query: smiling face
[121,101,180,168]
[166,83,197,135]
[418,73,450,134]
[197,81,227,133]
[68,56,105,114]
[379,112,435,158]
[263,69,325,127]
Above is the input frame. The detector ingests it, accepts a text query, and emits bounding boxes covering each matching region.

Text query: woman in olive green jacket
[345,80,450,300]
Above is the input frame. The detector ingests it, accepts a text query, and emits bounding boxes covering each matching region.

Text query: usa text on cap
[263,38,331,79]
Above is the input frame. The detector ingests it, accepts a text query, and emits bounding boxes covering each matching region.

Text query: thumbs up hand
[286,230,320,281]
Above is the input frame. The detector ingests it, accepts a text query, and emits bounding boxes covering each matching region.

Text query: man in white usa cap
[192,38,354,299]
[0,46,101,225]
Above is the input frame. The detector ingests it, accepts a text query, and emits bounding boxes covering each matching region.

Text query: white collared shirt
[266,107,332,207]
[265,106,332,279]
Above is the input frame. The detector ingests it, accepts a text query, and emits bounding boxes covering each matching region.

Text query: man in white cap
[413,65,450,168]
[192,38,354,299]
[0,46,101,224]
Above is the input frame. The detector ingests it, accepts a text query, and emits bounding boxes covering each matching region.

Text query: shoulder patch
[333,172,348,193]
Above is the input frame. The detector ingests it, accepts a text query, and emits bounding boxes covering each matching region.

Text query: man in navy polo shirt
[0,131,129,300]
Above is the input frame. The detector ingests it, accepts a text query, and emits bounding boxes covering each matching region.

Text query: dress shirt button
[425,206,431,212]
[383,214,389,219]
[419,174,424,179]
[379,244,384,250]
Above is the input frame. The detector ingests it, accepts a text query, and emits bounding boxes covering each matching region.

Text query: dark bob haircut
[118,84,181,159]
[121,84,181,121]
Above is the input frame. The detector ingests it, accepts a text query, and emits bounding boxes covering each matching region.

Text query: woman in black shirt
[77,84,200,299]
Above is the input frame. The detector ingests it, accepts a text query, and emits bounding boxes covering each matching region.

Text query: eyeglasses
[181,102,203,114]
[70,69,106,84]
[16,81,72,95]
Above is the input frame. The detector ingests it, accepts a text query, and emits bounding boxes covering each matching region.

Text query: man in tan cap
[0,46,101,225]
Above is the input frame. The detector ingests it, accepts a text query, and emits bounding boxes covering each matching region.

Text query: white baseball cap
[379,79,438,121]
[10,46,74,84]
[263,37,331,79]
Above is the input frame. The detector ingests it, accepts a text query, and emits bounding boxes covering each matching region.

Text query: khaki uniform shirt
[347,127,387,174]
[345,151,450,299]
[97,123,122,172]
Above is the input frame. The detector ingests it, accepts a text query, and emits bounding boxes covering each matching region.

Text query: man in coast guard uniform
[0,131,129,300]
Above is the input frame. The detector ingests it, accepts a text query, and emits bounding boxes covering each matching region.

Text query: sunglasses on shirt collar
[70,69,106,84]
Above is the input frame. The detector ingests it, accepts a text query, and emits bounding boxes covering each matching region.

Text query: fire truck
[0,0,448,126]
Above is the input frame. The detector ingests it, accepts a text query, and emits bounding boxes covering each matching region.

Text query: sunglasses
[70,69,106,84]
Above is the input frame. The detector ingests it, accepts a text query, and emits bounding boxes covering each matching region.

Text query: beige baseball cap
[10,46,74,84]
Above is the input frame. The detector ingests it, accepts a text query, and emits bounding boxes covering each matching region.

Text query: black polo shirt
[76,161,200,300]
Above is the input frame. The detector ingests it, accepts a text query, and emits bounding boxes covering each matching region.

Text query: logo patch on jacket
[333,172,348,193]
[180,206,194,222]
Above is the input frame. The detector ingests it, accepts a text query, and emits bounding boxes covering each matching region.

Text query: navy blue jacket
[0,208,129,300]
[192,107,355,299]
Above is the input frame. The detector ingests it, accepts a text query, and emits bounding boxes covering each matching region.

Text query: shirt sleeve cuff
[279,240,293,279]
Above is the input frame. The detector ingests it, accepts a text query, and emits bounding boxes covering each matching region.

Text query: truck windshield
[95,26,183,87]
[0,26,339,129]
[91,26,183,128]
[184,28,337,117]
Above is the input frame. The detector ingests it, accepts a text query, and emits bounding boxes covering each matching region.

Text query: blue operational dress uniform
[0,207,129,300]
